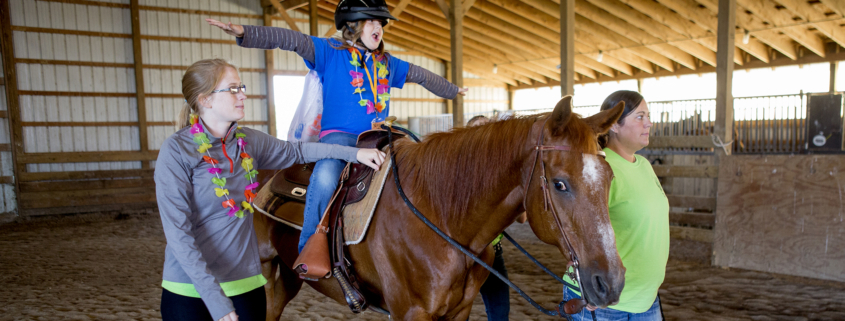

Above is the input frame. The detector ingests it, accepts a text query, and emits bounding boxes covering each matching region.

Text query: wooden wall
[0,0,506,218]
[0,41,17,222]
[714,154,845,282]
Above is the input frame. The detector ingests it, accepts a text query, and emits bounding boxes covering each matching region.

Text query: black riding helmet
[334,0,397,30]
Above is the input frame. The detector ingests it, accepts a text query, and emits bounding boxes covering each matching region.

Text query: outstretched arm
[206,19,316,65]
[406,64,468,99]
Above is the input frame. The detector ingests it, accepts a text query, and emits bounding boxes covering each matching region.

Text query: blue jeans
[298,132,358,253]
[479,242,510,321]
[563,286,662,321]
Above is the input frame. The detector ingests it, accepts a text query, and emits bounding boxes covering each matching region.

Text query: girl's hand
[357,149,386,170]
[218,311,238,321]
[458,87,469,96]
[206,18,245,37]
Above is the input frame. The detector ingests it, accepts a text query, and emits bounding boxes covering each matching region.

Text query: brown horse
[254,96,626,320]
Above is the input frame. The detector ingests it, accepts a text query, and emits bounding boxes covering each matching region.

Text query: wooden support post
[507,89,514,110]
[445,60,453,114]
[830,61,838,94]
[264,11,277,137]
[0,0,23,212]
[309,0,319,36]
[715,0,735,157]
[559,0,575,97]
[713,0,736,265]
[637,78,643,93]
[130,0,150,169]
[450,0,464,127]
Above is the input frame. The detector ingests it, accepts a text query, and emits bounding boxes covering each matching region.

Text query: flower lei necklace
[349,47,390,120]
[190,114,258,218]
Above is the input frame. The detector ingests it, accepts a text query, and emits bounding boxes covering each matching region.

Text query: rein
[382,119,597,320]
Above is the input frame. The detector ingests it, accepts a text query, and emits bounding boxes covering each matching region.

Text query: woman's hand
[458,87,469,96]
[206,18,245,37]
[218,311,238,321]
[357,149,386,170]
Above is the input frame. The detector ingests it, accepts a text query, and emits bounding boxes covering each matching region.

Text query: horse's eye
[554,180,568,191]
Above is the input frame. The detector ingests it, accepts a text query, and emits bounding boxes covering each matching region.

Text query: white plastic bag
[287,70,323,143]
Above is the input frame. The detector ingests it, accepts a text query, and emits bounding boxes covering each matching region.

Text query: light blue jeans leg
[563,286,663,321]
[298,132,358,253]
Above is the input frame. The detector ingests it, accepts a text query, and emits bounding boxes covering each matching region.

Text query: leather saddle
[267,128,406,314]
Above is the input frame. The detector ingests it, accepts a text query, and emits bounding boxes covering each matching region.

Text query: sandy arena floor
[0,213,843,321]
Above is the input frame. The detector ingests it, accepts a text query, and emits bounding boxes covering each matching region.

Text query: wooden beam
[580,0,702,69]
[1,0,24,206]
[462,0,477,15]
[268,0,302,32]
[647,136,713,149]
[832,61,839,94]
[715,0,735,158]
[309,0,318,36]
[560,0,575,96]
[435,0,451,22]
[652,165,719,178]
[819,0,845,16]
[574,55,616,77]
[668,195,717,211]
[670,211,716,229]
[280,0,310,10]
[21,201,157,216]
[130,0,150,169]
[511,44,845,88]
[771,0,845,49]
[736,0,827,58]
[670,226,714,243]
[655,0,770,63]
[17,151,160,164]
[0,76,4,86]
[451,0,464,127]
[384,0,413,31]
[19,169,154,182]
[265,11,277,138]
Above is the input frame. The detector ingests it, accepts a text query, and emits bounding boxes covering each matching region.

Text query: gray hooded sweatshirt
[155,121,358,320]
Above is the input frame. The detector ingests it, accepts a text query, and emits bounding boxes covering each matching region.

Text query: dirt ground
[0,212,843,321]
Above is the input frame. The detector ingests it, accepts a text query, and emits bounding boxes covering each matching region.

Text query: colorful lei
[190,114,258,219]
[349,48,390,118]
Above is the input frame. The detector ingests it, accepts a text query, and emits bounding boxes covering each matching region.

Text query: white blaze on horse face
[581,154,602,191]
[582,154,619,263]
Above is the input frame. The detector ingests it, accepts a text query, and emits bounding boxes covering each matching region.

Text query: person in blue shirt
[207,0,467,253]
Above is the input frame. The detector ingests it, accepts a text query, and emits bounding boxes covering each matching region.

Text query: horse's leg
[255,212,305,321]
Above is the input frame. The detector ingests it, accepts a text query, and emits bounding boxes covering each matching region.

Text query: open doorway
[273,75,306,139]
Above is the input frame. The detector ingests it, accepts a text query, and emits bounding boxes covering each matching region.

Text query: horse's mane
[393,113,599,220]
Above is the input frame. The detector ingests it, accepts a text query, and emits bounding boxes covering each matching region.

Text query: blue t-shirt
[305,37,410,135]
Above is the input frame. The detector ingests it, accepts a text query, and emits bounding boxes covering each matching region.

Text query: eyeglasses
[211,84,247,95]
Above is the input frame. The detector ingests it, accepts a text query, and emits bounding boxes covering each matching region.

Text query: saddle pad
[342,155,392,245]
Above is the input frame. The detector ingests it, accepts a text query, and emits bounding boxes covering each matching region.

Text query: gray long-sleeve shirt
[236,24,460,99]
[155,122,358,320]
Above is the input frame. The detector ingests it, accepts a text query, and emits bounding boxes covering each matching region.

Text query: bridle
[521,117,607,314]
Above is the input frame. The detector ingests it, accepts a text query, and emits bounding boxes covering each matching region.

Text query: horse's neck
[439,124,539,251]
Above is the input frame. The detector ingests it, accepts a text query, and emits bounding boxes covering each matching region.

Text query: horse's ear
[547,95,573,136]
[585,101,625,136]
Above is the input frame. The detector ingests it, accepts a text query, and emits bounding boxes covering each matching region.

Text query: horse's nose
[592,274,609,298]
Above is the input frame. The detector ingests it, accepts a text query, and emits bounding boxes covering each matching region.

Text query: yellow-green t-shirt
[565,148,669,313]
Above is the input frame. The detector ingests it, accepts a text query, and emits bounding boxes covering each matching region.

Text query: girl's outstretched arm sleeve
[236,25,316,65]
[406,64,460,99]
[250,130,359,169]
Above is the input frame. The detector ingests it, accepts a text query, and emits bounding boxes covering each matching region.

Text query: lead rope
[382,122,595,320]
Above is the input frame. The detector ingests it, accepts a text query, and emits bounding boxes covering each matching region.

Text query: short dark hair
[598,90,645,148]
[466,115,489,127]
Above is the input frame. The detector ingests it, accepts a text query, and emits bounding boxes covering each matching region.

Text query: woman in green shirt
[564,90,669,321]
